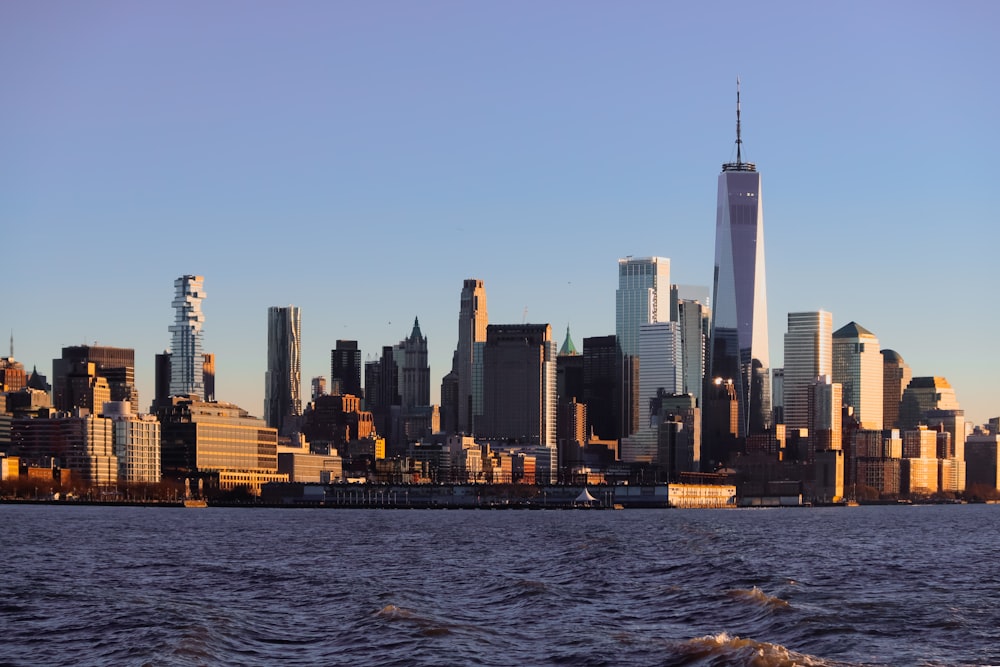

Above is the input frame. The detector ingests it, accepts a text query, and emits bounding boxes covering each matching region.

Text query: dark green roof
[559,326,578,356]
[409,316,423,340]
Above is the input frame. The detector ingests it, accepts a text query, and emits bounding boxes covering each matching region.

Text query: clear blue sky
[3,2,997,425]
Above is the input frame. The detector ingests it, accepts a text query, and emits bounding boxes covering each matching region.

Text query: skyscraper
[881,350,912,430]
[582,335,621,441]
[264,306,302,434]
[615,256,668,438]
[480,324,557,450]
[456,279,488,434]
[330,340,362,398]
[398,317,430,410]
[708,82,771,438]
[637,322,683,431]
[832,322,883,430]
[616,257,670,358]
[168,275,206,397]
[783,311,833,431]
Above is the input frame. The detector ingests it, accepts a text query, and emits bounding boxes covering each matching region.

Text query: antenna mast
[736,76,743,166]
[722,77,755,173]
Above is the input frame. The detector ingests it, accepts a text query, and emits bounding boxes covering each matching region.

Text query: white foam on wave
[680,632,834,667]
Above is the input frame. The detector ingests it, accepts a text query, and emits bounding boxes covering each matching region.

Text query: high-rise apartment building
[264,306,302,435]
[881,350,912,430]
[103,401,161,484]
[330,340,362,398]
[456,279,488,434]
[707,83,771,438]
[783,311,833,431]
[12,412,118,485]
[168,275,206,397]
[832,322,883,430]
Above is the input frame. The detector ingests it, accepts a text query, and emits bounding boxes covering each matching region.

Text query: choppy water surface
[1,503,999,666]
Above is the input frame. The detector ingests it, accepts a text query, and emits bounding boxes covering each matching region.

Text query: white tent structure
[574,488,599,507]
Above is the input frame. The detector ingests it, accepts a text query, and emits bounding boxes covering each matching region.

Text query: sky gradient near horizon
[3,2,998,425]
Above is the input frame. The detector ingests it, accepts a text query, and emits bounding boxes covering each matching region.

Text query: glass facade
[168,275,206,397]
[159,399,278,480]
[709,168,771,437]
[264,305,302,433]
[615,257,669,359]
[782,311,833,431]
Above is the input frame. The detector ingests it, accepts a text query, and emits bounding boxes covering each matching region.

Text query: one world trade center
[708,81,771,439]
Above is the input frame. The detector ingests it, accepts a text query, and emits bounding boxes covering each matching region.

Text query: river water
[1,503,998,666]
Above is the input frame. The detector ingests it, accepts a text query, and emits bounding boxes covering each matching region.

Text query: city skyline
[3,3,998,425]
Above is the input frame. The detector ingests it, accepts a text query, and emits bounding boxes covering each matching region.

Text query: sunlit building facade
[103,401,161,484]
[12,413,118,485]
[881,350,912,430]
[898,377,960,431]
[832,322,883,430]
[158,397,281,494]
[783,311,833,432]
[168,275,206,397]
[456,279,488,434]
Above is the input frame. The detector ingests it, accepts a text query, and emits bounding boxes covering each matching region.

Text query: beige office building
[833,322,883,429]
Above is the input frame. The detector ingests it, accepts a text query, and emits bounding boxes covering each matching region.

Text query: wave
[726,586,791,609]
[666,632,845,667]
[375,604,454,637]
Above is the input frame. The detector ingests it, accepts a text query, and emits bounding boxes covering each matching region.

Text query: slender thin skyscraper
[708,81,771,438]
[169,275,206,397]
[264,306,302,433]
[456,279,488,434]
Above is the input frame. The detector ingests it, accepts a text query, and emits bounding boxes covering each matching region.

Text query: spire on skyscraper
[724,77,755,173]
[709,81,770,443]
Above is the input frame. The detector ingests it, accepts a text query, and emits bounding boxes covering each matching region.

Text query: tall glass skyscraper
[708,83,771,438]
[169,275,206,398]
[615,257,670,359]
[783,310,833,432]
[265,305,302,434]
